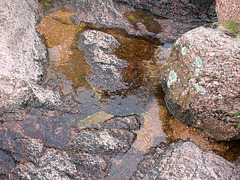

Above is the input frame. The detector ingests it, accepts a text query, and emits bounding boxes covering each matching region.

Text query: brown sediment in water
[36,9,92,91]
[113,34,157,89]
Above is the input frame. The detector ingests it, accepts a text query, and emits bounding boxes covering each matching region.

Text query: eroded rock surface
[159,26,240,140]
[0,0,60,111]
[78,30,128,91]
[132,141,240,179]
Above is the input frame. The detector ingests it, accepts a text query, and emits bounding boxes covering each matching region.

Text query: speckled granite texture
[159,26,240,141]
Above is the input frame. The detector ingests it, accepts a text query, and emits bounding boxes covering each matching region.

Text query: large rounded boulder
[159,26,240,141]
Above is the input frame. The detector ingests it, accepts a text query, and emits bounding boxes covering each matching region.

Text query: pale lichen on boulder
[0,0,60,111]
[159,26,240,140]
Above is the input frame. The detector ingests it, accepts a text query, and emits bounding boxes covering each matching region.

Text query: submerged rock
[78,30,128,91]
[66,115,140,157]
[0,150,15,178]
[159,26,240,141]
[132,141,240,179]
[0,0,60,111]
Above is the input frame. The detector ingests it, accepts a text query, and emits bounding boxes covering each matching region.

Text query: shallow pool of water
[36,7,240,178]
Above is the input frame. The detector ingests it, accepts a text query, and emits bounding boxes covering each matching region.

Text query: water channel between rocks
[35,8,240,179]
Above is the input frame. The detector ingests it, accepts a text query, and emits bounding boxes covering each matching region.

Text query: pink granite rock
[216,0,240,33]
[159,26,240,141]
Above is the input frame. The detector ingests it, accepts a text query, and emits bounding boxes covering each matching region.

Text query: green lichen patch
[181,46,188,56]
[192,56,202,76]
[192,83,206,95]
[192,56,202,68]
[189,40,195,50]
[167,70,177,88]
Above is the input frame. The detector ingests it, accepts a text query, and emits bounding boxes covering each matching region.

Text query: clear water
[36,8,240,179]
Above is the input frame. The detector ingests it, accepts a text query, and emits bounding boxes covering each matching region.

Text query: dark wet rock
[132,141,240,179]
[1,108,76,150]
[67,0,132,30]
[20,108,73,149]
[78,30,128,91]
[0,0,60,111]
[103,115,141,130]
[0,150,15,177]
[159,26,240,141]
[0,128,23,162]
[115,1,205,43]
[66,128,136,157]
[9,139,77,180]
[69,152,111,179]
[117,0,216,23]
[9,115,140,179]
[9,138,111,179]
[66,115,140,157]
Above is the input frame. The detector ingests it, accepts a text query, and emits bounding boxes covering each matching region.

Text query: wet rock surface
[131,140,240,179]
[0,0,60,111]
[6,115,140,179]
[78,30,128,91]
[159,26,240,141]
[9,139,77,180]
[66,115,140,157]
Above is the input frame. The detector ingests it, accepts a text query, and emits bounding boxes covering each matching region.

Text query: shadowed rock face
[131,141,240,180]
[115,0,216,22]
[159,26,240,141]
[7,115,140,179]
[0,0,60,111]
